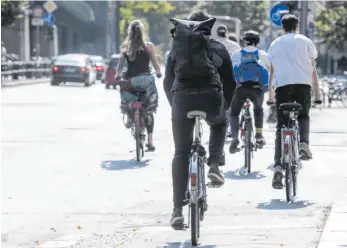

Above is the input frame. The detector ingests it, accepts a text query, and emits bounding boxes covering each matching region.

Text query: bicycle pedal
[172,223,187,231]
[206,182,222,188]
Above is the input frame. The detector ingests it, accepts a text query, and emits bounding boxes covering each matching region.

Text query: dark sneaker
[299,142,312,160]
[255,134,266,148]
[272,165,284,189]
[170,207,184,229]
[229,138,240,154]
[146,144,155,152]
[207,167,225,185]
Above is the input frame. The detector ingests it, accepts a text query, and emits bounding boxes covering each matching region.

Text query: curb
[1,78,50,88]
[317,196,347,248]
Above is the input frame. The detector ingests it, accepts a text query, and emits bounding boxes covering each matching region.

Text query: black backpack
[169,17,217,80]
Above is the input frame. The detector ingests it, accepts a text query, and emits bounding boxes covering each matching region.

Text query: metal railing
[1,59,52,83]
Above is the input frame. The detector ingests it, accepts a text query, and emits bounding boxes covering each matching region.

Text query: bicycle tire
[292,165,297,197]
[191,202,200,246]
[134,110,141,162]
[244,121,252,173]
[191,157,200,246]
[285,162,293,202]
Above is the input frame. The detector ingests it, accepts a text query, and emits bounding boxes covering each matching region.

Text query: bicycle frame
[188,117,205,205]
[281,111,300,165]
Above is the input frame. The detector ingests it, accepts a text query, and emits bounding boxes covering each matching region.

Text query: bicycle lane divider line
[1,78,50,88]
[317,195,347,248]
[39,234,91,248]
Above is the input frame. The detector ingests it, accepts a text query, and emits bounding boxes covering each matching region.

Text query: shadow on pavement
[256,199,315,210]
[164,241,217,248]
[224,169,266,180]
[100,159,150,170]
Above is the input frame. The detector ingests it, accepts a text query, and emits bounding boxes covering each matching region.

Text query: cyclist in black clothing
[164,11,237,228]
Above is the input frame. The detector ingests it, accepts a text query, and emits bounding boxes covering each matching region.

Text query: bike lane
[1,80,347,248]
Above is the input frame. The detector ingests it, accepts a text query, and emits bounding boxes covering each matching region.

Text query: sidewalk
[1,77,50,88]
[318,196,347,248]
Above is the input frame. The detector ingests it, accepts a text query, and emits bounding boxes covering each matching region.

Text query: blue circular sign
[270,3,289,27]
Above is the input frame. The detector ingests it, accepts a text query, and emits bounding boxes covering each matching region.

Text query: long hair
[124,20,146,61]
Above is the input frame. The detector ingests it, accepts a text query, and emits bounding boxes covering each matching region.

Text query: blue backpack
[234,49,269,91]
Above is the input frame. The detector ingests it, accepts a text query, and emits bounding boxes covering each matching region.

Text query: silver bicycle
[279,102,302,202]
[176,110,220,246]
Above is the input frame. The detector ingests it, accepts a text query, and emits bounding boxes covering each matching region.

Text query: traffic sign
[43,13,55,25]
[32,6,44,18]
[32,18,44,26]
[43,1,58,14]
[270,3,289,27]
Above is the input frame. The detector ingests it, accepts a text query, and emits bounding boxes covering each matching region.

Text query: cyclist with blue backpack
[229,30,270,153]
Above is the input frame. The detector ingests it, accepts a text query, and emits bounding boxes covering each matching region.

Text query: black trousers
[230,85,264,138]
[274,84,312,165]
[171,88,227,208]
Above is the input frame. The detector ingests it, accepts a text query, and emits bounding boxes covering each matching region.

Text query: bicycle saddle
[187,110,207,119]
[279,102,302,111]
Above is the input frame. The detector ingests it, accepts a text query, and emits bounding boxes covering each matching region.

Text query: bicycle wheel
[191,157,200,246]
[244,121,252,173]
[292,164,297,197]
[285,162,293,202]
[134,110,141,162]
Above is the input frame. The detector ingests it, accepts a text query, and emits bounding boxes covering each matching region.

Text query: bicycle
[119,80,149,162]
[239,98,260,174]
[173,110,220,246]
[278,102,302,202]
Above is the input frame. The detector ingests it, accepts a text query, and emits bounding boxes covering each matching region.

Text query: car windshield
[109,57,120,67]
[55,56,84,64]
[90,56,103,63]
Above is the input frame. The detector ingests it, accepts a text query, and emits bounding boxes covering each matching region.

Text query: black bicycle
[173,110,220,246]
[239,99,260,174]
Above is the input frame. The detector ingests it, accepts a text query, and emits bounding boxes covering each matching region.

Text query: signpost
[31,18,44,26]
[43,1,58,14]
[32,6,44,18]
[43,13,55,25]
[270,3,289,27]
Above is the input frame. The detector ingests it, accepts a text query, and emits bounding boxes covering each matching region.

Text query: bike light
[53,65,59,72]
[190,173,197,185]
[80,67,87,73]
[284,130,293,136]
[95,65,104,71]
[241,128,245,137]
[131,102,142,109]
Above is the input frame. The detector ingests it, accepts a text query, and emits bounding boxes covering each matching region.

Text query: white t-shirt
[268,33,318,89]
[231,46,271,69]
[216,37,241,56]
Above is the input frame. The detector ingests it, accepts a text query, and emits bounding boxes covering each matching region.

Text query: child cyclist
[228,30,271,153]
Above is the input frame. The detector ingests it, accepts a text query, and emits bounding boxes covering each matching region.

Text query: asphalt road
[2,80,347,248]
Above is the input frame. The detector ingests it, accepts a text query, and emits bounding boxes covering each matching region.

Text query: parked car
[51,54,96,87]
[105,54,127,89]
[90,55,106,82]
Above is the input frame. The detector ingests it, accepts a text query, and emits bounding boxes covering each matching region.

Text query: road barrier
[1,59,52,83]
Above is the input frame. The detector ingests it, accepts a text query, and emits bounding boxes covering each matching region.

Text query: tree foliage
[198,1,269,33]
[119,1,175,39]
[315,1,347,50]
[1,1,27,27]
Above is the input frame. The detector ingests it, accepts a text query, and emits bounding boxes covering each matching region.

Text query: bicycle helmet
[241,30,260,46]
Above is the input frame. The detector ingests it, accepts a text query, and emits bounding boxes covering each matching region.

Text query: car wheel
[51,79,59,86]
[84,79,90,87]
